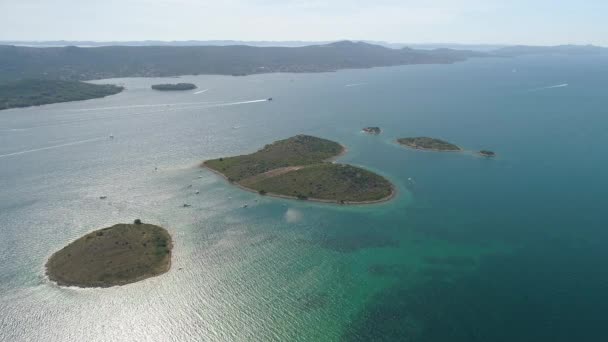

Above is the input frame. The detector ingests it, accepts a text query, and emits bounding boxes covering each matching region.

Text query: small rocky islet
[397,136,496,157]
[397,137,461,152]
[479,150,496,157]
[362,127,382,135]
[151,83,197,91]
[46,220,172,288]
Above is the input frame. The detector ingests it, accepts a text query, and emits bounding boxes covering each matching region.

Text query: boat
[243,204,248,208]
[267,97,273,101]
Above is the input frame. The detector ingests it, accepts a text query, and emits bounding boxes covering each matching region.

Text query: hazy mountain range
[0,40,506,50]
[0,40,605,84]
[0,41,485,82]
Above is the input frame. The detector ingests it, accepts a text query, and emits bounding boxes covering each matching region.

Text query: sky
[0,0,607,45]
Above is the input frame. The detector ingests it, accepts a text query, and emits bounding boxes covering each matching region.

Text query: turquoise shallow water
[1,55,608,341]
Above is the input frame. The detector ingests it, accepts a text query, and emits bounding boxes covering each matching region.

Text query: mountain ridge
[0,41,484,83]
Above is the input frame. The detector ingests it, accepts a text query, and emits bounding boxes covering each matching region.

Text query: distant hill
[0,40,508,51]
[0,41,484,83]
[493,44,607,56]
[0,40,336,48]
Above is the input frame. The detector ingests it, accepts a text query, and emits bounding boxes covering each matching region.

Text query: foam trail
[69,101,221,112]
[211,99,268,107]
[0,128,29,132]
[345,83,366,87]
[530,83,568,92]
[0,137,105,159]
[15,99,270,130]
[116,98,267,113]
[193,89,209,95]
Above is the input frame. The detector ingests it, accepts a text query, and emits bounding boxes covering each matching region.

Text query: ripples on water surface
[1,55,608,341]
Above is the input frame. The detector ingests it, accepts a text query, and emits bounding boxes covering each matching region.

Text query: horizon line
[0,39,605,48]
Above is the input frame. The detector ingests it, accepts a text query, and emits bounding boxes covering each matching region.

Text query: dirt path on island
[240,166,304,185]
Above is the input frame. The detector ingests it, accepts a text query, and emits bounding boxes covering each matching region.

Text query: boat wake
[69,101,222,112]
[0,137,106,159]
[15,99,270,130]
[211,99,268,107]
[345,83,367,87]
[193,89,209,95]
[530,83,569,92]
[69,97,266,112]
[0,128,29,132]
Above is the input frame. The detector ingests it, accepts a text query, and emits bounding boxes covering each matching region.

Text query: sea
[1,54,607,341]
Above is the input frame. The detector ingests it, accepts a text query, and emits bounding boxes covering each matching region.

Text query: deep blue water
[0,55,607,341]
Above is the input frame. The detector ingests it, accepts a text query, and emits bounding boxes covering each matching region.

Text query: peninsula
[0,79,123,110]
[46,221,172,288]
[203,135,394,204]
[397,137,462,152]
[151,83,197,91]
[363,127,382,135]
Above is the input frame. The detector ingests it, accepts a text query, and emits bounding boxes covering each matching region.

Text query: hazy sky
[1,0,607,45]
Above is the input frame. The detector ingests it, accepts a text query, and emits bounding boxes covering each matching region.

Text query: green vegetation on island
[203,135,394,204]
[242,163,393,203]
[479,150,496,157]
[0,79,123,110]
[204,135,343,182]
[46,221,172,288]
[363,127,382,135]
[397,137,462,152]
[151,83,197,91]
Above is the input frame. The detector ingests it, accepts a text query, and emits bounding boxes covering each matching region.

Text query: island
[0,79,123,110]
[479,150,496,157]
[151,83,197,91]
[397,137,462,152]
[362,127,382,135]
[203,135,394,204]
[46,221,172,288]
